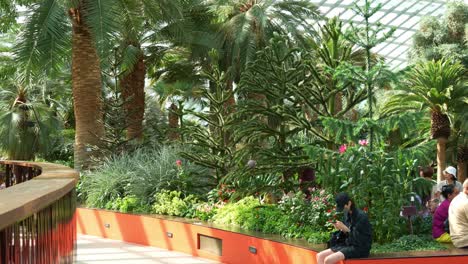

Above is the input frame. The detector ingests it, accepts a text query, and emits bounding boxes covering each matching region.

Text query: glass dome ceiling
[310,0,449,70]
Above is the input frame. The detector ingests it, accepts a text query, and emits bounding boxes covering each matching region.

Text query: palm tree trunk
[121,46,146,141]
[436,137,447,182]
[457,146,467,183]
[458,162,467,183]
[70,7,105,171]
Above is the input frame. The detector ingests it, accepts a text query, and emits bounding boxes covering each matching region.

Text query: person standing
[316,193,372,264]
[448,179,468,248]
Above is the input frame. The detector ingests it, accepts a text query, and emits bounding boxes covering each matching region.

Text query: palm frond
[81,0,120,59]
[15,0,70,82]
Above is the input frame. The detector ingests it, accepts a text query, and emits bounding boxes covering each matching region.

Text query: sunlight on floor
[76,235,220,264]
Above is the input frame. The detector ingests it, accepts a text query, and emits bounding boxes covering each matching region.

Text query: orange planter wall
[76,208,468,264]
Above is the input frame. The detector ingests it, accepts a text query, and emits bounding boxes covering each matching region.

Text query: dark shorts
[330,245,369,259]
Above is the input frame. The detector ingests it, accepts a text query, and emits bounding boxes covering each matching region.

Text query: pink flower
[339,144,347,154]
[358,139,369,146]
[176,160,182,167]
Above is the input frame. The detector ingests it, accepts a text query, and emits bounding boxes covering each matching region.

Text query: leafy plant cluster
[79,145,213,210]
[211,191,336,243]
[153,190,198,218]
[371,235,446,253]
[307,135,435,243]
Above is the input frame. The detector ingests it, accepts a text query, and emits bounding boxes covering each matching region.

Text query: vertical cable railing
[0,162,77,263]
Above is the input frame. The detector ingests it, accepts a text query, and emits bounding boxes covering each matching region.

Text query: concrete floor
[76,235,220,264]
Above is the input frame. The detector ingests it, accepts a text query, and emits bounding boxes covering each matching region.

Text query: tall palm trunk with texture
[458,146,467,183]
[69,7,105,171]
[121,46,146,141]
[431,110,451,181]
[436,138,447,182]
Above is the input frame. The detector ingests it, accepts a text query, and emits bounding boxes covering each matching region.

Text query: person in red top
[432,184,457,242]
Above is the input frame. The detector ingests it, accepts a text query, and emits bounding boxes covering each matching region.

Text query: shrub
[307,141,434,243]
[80,168,129,209]
[278,189,336,231]
[80,145,213,209]
[210,195,331,243]
[195,202,221,221]
[125,145,213,205]
[105,195,151,213]
[371,235,446,253]
[212,196,261,226]
[152,190,198,218]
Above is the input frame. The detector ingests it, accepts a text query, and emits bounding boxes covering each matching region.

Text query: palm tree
[16,1,120,170]
[152,54,204,141]
[0,86,61,160]
[115,0,186,141]
[383,59,467,181]
[206,0,320,105]
[1,26,64,161]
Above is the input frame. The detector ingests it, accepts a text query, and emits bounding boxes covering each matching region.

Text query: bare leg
[316,249,334,264]
[324,251,345,264]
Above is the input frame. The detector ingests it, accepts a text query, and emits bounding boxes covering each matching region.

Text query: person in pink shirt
[432,184,457,242]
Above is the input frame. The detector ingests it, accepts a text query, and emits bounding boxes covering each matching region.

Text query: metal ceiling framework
[309,0,448,70]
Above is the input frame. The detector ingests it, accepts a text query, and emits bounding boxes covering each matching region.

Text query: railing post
[5,164,12,187]
[0,230,6,264]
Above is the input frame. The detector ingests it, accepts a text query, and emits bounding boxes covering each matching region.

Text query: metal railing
[0,161,78,263]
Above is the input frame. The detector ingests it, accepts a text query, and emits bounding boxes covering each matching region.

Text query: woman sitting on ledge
[449,179,468,248]
[432,184,456,243]
[316,192,372,264]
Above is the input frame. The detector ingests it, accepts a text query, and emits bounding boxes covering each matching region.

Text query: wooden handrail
[0,161,78,230]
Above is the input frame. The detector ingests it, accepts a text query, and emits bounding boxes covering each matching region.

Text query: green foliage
[412,178,436,203]
[42,128,75,167]
[194,202,220,221]
[212,196,261,226]
[221,173,285,202]
[306,141,435,243]
[410,0,468,67]
[412,216,433,236]
[152,53,205,141]
[320,112,430,150]
[384,59,466,116]
[15,0,123,80]
[371,235,446,253]
[99,60,139,156]
[0,87,62,160]
[230,36,315,188]
[80,145,213,209]
[306,17,368,119]
[152,190,198,218]
[106,195,151,213]
[80,166,128,210]
[211,192,334,243]
[277,190,336,231]
[340,0,396,150]
[207,0,320,79]
[181,53,237,182]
